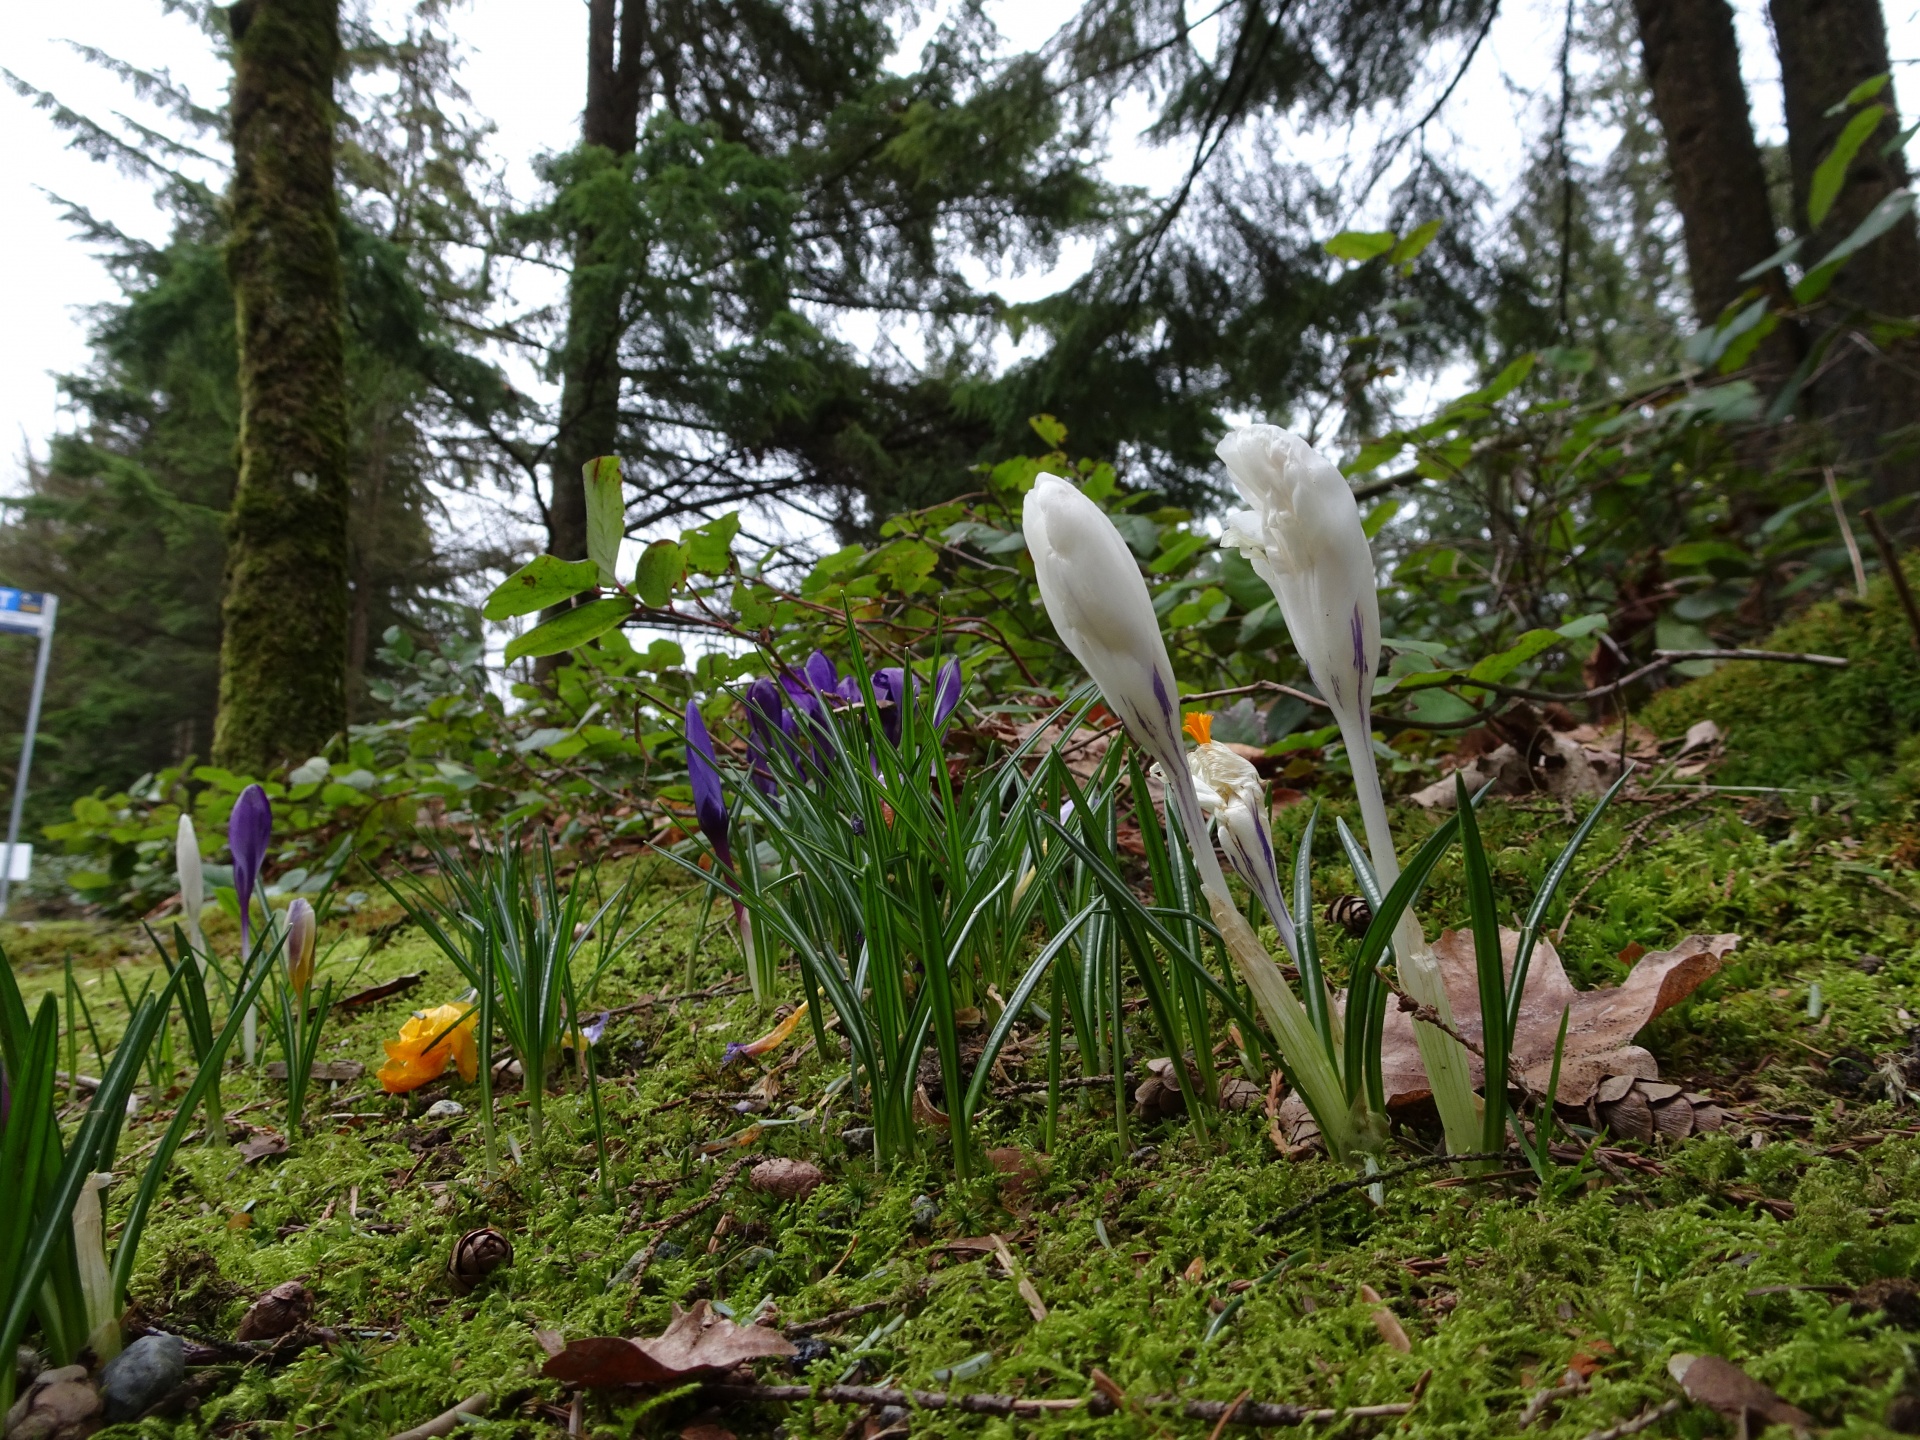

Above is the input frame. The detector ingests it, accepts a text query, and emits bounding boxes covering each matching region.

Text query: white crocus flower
[1024,471,1355,1155]
[1182,714,1296,961]
[1216,424,1479,1156]
[176,813,207,953]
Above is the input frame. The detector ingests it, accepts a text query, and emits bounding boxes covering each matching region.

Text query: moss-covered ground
[10,753,1920,1440]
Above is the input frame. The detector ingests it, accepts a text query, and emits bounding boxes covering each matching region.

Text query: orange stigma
[1183,712,1213,745]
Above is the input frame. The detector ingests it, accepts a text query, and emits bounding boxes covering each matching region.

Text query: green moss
[1641,555,1920,786]
[12,787,1920,1437]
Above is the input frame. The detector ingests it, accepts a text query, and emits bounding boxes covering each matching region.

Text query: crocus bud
[285,897,316,997]
[176,814,205,945]
[1021,472,1227,897]
[1216,427,1396,885]
[229,784,273,954]
[683,701,733,869]
[1183,714,1295,959]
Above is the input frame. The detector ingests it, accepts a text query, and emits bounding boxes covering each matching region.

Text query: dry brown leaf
[541,1301,797,1388]
[680,1425,737,1440]
[1668,1353,1811,1437]
[237,1131,288,1165]
[1377,929,1738,1108]
[990,1233,1048,1322]
[1358,1285,1412,1352]
[1182,1256,1206,1285]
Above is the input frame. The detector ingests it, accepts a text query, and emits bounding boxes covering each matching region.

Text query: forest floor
[7,768,1920,1440]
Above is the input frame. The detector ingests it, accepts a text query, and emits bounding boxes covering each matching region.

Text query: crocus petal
[744,678,786,794]
[1215,425,1393,878]
[176,814,204,936]
[1021,472,1228,896]
[229,784,273,951]
[684,701,733,868]
[378,1002,479,1093]
[723,1001,810,1065]
[931,659,963,729]
[804,650,838,692]
[871,667,908,745]
[285,897,316,997]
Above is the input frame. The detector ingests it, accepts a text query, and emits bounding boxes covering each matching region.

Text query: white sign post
[0,588,58,918]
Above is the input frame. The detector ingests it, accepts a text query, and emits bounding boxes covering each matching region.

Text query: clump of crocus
[1023,471,1355,1153]
[229,782,272,1063]
[379,1002,480,1094]
[1216,423,1479,1154]
[1182,713,1296,960]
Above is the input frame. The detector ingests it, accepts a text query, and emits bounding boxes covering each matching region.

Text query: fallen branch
[785,1300,894,1336]
[386,1392,490,1440]
[700,1381,1414,1427]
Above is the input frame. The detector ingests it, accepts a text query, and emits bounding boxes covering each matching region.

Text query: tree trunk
[214,0,350,772]
[1630,0,1800,377]
[1771,0,1920,506]
[548,0,649,563]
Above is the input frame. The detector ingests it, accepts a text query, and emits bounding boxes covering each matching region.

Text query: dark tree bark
[214,0,350,772]
[1631,0,1784,320]
[1771,0,1920,505]
[548,0,649,564]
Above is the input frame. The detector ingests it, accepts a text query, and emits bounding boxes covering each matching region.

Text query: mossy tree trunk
[213,0,350,772]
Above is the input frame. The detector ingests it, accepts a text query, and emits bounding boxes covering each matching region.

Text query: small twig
[1577,1398,1681,1440]
[1518,1375,1587,1428]
[612,1158,750,1292]
[993,1074,1115,1098]
[700,1382,1413,1427]
[1861,873,1920,916]
[1863,508,1920,653]
[386,1392,489,1440]
[1827,468,1870,599]
[1253,1151,1511,1235]
[785,1300,894,1337]
[1555,790,1715,941]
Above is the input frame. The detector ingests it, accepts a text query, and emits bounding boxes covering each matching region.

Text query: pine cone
[448,1227,514,1293]
[749,1158,826,1202]
[1592,1077,1726,1142]
[235,1281,314,1341]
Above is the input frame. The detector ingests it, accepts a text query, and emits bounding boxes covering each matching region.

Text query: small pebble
[100,1334,184,1422]
[788,1338,833,1372]
[841,1126,875,1151]
[423,1099,465,1120]
[909,1194,938,1233]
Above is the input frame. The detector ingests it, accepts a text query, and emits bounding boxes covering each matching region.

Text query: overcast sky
[3,0,1916,498]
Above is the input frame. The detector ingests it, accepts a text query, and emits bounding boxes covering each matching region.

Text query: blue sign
[0,588,51,637]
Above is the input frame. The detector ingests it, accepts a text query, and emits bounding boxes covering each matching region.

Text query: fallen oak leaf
[1668,1353,1812,1438]
[1377,929,1739,1109]
[543,1301,797,1388]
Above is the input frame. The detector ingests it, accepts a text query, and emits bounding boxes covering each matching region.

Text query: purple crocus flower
[229,783,272,956]
[684,700,732,868]
[931,660,963,729]
[743,678,788,795]
[803,650,838,692]
[579,1012,608,1046]
[871,667,909,745]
